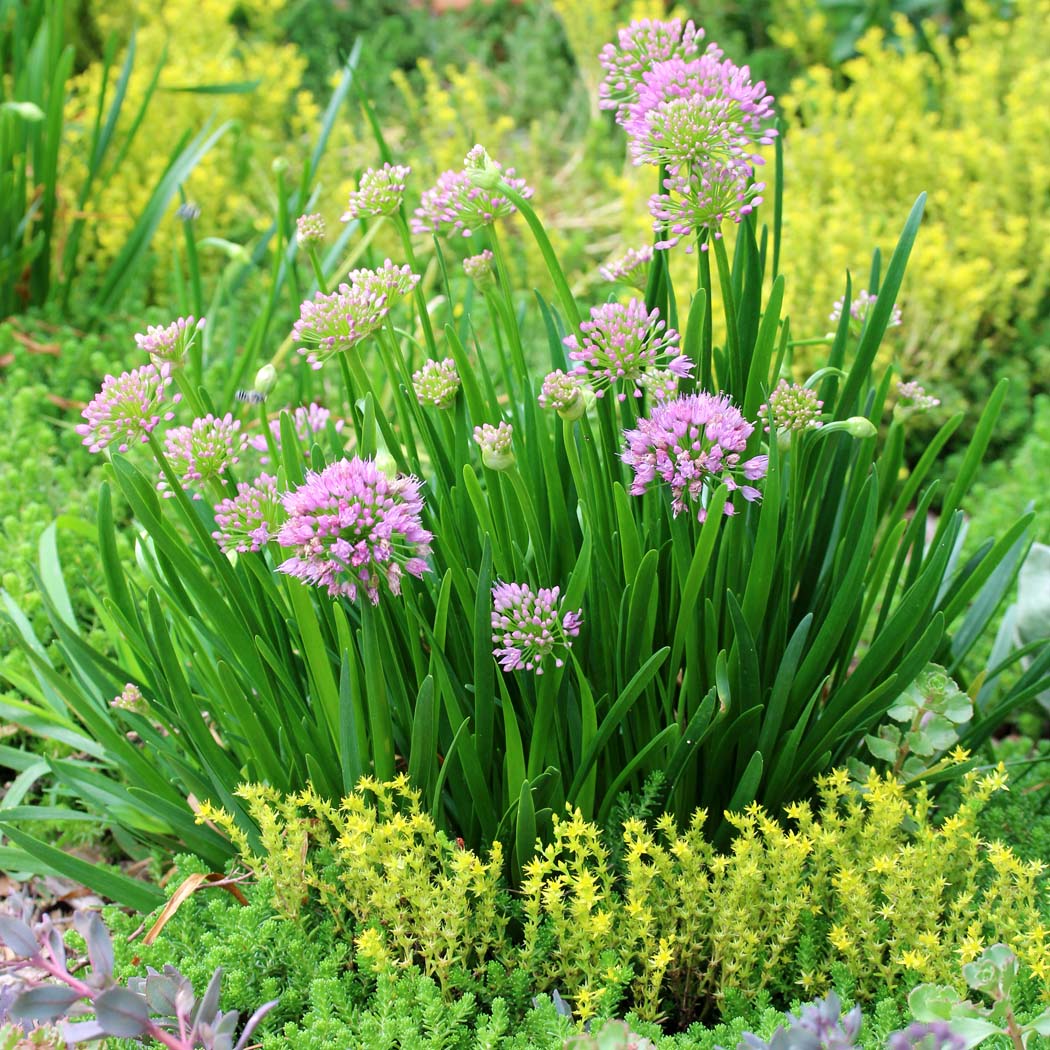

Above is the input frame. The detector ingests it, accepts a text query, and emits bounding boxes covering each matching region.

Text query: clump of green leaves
[853,665,972,783]
[909,945,1050,1050]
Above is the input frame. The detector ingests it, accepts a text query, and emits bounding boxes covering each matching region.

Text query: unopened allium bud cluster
[539,370,586,420]
[161,413,245,497]
[296,212,326,246]
[134,316,205,367]
[599,18,776,249]
[413,358,461,409]
[463,250,496,284]
[761,380,824,435]
[341,163,411,221]
[829,290,903,334]
[599,245,653,288]
[473,421,515,471]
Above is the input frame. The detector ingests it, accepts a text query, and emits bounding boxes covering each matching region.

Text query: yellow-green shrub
[65,0,320,268]
[199,766,1048,1024]
[197,776,508,993]
[778,0,1050,387]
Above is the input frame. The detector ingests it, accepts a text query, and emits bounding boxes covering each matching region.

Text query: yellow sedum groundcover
[198,765,1049,1023]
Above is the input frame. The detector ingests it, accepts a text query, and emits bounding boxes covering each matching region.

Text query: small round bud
[271,157,289,175]
[539,370,586,422]
[463,250,496,286]
[473,421,515,471]
[464,144,502,190]
[844,416,877,439]
[296,213,326,247]
[254,363,278,395]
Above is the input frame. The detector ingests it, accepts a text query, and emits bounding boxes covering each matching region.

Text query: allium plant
[76,364,179,453]
[565,299,691,401]
[4,18,1047,904]
[340,162,411,221]
[277,458,432,603]
[623,393,767,519]
[134,316,205,368]
[412,150,533,238]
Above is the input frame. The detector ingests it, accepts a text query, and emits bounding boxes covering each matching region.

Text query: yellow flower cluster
[64,0,318,270]
[778,0,1050,382]
[201,765,1048,1022]
[522,766,1047,1018]
[197,775,507,992]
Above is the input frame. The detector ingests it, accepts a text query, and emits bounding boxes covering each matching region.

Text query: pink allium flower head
[247,403,345,463]
[160,413,245,497]
[296,212,326,246]
[110,683,148,715]
[598,245,653,289]
[77,363,180,454]
[599,18,705,124]
[539,369,586,420]
[651,166,764,250]
[341,163,411,221]
[491,582,582,674]
[828,289,903,334]
[564,298,691,402]
[346,258,420,303]
[277,457,432,603]
[463,249,496,284]
[134,316,205,368]
[896,380,940,413]
[622,392,768,520]
[761,380,824,435]
[473,421,515,470]
[624,54,777,173]
[213,472,283,554]
[413,358,461,409]
[291,283,389,369]
[412,159,532,238]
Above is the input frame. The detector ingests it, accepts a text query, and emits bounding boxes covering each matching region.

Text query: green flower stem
[712,233,740,394]
[506,464,550,579]
[171,366,207,419]
[498,182,581,332]
[391,212,438,358]
[481,288,520,400]
[486,227,531,390]
[696,238,714,388]
[527,672,558,781]
[258,401,283,468]
[306,245,328,295]
[359,600,396,783]
[561,417,591,527]
[376,324,421,471]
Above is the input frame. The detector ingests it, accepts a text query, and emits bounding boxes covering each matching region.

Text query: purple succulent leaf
[143,972,181,1016]
[93,986,151,1038]
[61,1019,109,1042]
[192,967,223,1028]
[40,916,66,972]
[0,915,41,958]
[74,911,114,984]
[232,999,280,1050]
[10,984,83,1023]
